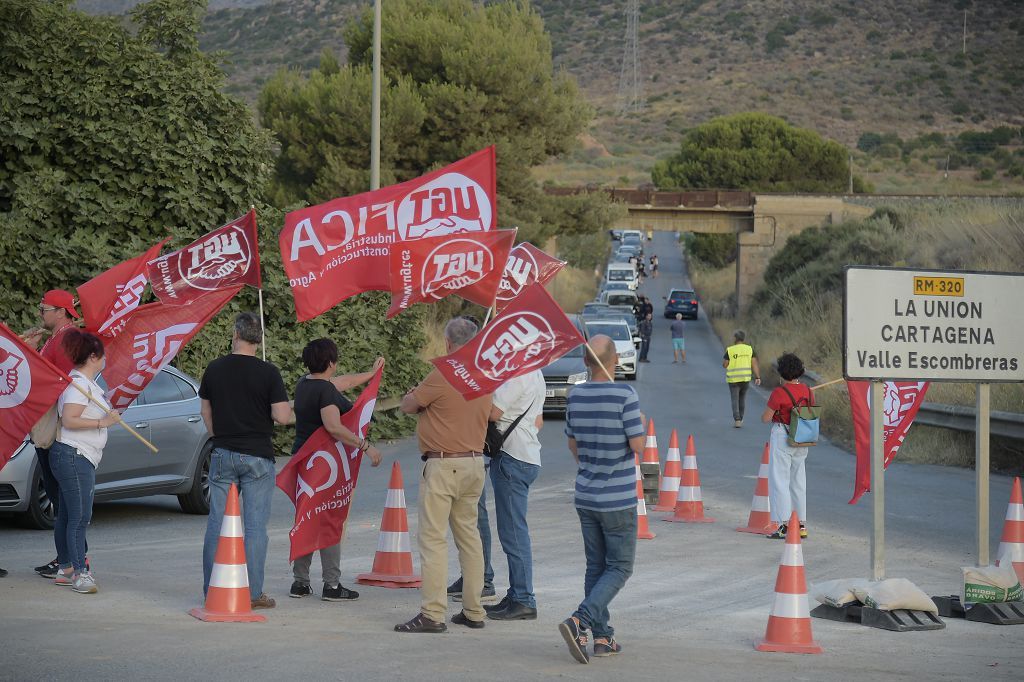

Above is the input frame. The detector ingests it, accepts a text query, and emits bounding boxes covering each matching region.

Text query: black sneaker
[767,524,788,540]
[322,584,359,601]
[484,596,511,614]
[447,577,463,599]
[558,616,590,665]
[0,567,7,578]
[451,581,497,603]
[289,581,313,598]
[593,637,623,657]
[35,559,59,578]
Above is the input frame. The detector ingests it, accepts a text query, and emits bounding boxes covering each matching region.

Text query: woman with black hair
[289,339,384,601]
[761,352,814,540]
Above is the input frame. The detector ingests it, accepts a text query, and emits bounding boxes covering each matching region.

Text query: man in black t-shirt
[199,312,293,610]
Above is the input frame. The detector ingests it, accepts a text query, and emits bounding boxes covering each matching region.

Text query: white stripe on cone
[677,486,702,502]
[219,514,243,538]
[209,562,249,589]
[997,541,1024,561]
[376,531,411,554]
[769,592,811,619]
[682,456,697,469]
[385,488,406,509]
[638,497,649,515]
[645,435,657,447]
[659,476,680,493]
[758,463,769,478]
[1007,505,1024,522]
[751,496,771,513]
[781,544,805,567]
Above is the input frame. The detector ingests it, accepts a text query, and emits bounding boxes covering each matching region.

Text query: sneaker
[451,581,497,603]
[0,567,6,578]
[734,420,743,428]
[289,581,313,598]
[767,524,788,540]
[558,616,590,665]
[799,524,808,539]
[251,593,276,609]
[322,584,359,601]
[446,577,463,599]
[36,559,59,579]
[593,637,623,657]
[54,570,75,587]
[72,572,98,594]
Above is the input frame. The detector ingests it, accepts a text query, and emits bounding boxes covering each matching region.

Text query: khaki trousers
[418,456,486,622]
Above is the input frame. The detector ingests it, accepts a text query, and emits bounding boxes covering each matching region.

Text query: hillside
[78,0,1024,189]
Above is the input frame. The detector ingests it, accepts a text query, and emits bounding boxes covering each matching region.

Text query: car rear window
[586,323,631,341]
[606,294,636,306]
[670,290,696,299]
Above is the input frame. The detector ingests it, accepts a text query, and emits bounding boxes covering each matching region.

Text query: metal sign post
[870,381,885,580]
[976,382,990,566]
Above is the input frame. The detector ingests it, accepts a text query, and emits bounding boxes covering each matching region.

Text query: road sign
[844,266,1024,382]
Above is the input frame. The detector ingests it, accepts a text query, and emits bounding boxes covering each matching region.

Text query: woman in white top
[51,330,118,594]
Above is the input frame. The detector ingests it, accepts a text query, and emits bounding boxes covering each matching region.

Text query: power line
[617,0,643,114]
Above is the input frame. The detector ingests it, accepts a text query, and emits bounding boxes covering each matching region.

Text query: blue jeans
[573,507,637,639]
[203,449,276,600]
[478,461,494,585]
[50,441,96,573]
[490,454,540,607]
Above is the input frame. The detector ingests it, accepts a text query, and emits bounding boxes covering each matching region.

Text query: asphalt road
[1,232,1021,680]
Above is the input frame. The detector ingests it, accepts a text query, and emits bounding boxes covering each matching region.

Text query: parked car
[605,262,639,291]
[581,302,612,319]
[621,229,643,242]
[583,318,637,380]
[541,316,588,414]
[0,366,213,530]
[621,234,644,258]
[609,229,623,241]
[598,281,631,297]
[664,288,700,319]
[609,250,632,264]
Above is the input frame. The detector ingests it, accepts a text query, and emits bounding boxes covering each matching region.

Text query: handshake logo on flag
[397,173,491,240]
[475,312,556,381]
[422,239,493,299]
[181,225,253,291]
[0,340,30,408]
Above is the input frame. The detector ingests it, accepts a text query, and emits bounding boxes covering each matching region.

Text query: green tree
[652,113,854,193]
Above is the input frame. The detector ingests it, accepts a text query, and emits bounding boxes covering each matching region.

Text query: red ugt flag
[147,210,261,305]
[495,242,566,313]
[102,287,240,411]
[0,323,72,470]
[276,367,382,561]
[280,146,497,321]
[432,282,584,399]
[386,228,516,318]
[847,380,929,504]
[77,238,169,339]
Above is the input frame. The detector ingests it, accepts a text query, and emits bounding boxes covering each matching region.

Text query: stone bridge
[544,187,873,311]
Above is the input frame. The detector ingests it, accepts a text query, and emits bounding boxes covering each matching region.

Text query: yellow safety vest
[725,343,754,383]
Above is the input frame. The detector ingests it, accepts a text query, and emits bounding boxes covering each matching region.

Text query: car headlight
[568,371,588,384]
[621,350,635,358]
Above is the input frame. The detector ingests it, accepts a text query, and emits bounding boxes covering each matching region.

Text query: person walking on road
[638,313,652,363]
[670,313,686,364]
[649,254,659,278]
[396,317,492,634]
[51,330,119,594]
[289,339,384,602]
[481,369,546,621]
[723,330,760,428]
[761,353,814,540]
[199,312,293,610]
[559,335,646,664]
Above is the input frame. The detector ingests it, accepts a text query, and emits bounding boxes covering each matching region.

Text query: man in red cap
[21,290,81,579]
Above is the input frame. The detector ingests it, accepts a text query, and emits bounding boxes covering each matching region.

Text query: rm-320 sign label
[914,276,964,297]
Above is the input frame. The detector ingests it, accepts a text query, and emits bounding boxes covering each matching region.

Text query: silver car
[0,366,212,529]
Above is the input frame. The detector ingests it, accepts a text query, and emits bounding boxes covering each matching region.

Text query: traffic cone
[664,435,714,523]
[755,511,822,654]
[995,476,1024,583]
[737,443,779,535]
[653,430,682,511]
[189,483,265,623]
[642,418,660,466]
[356,462,422,588]
[635,452,655,540]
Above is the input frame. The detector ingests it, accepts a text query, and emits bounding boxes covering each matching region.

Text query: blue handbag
[781,385,820,447]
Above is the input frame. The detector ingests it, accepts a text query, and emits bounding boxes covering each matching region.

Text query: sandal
[395,613,447,634]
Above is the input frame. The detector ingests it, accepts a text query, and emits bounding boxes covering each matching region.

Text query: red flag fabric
[102,287,240,411]
[147,210,261,305]
[495,242,566,313]
[431,283,584,399]
[276,367,382,561]
[847,380,929,504]
[281,147,498,321]
[0,322,72,470]
[386,228,516,318]
[77,238,170,338]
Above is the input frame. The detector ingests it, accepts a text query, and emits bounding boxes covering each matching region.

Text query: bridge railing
[543,186,754,209]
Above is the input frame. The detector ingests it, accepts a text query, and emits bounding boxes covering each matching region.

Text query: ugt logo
[397,173,492,240]
[474,312,555,381]
[179,224,252,290]
[497,248,539,303]
[0,339,31,409]
[422,239,493,299]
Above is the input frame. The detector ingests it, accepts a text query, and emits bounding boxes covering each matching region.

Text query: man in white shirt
[483,368,546,621]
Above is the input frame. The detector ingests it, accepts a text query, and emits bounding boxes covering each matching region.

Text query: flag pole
[482,304,495,326]
[258,288,267,362]
[67,381,158,453]
[585,342,615,383]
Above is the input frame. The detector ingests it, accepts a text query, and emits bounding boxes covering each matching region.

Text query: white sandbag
[812,578,872,608]
[961,564,1024,605]
[863,578,938,613]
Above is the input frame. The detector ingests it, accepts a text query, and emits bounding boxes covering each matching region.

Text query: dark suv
[664,288,699,319]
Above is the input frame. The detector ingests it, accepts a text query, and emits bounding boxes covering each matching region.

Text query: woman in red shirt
[761,353,814,540]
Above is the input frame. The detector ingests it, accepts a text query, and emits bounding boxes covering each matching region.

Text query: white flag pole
[258,288,267,362]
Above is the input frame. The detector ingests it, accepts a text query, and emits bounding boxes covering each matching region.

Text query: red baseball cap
[41,289,80,318]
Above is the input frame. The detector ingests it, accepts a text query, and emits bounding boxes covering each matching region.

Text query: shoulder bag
[484,400,536,460]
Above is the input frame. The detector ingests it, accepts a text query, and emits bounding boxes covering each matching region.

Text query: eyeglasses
[38,305,59,313]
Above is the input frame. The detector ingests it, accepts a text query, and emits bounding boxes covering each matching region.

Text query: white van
[605,262,639,291]
[621,229,643,241]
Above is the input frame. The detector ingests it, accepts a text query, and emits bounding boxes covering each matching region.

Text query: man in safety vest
[722,330,761,428]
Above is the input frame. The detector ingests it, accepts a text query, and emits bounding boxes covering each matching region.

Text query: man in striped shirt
[558,335,645,664]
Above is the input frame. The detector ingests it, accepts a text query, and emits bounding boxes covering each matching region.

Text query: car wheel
[18,465,55,530]
[178,441,212,515]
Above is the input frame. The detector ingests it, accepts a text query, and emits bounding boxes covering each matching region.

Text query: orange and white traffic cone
[654,430,683,511]
[755,511,822,654]
[664,435,714,523]
[635,452,656,540]
[642,418,660,467]
[189,483,265,623]
[356,462,422,588]
[995,476,1024,583]
[737,443,779,535]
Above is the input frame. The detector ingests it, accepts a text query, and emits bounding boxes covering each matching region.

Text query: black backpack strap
[499,400,536,444]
